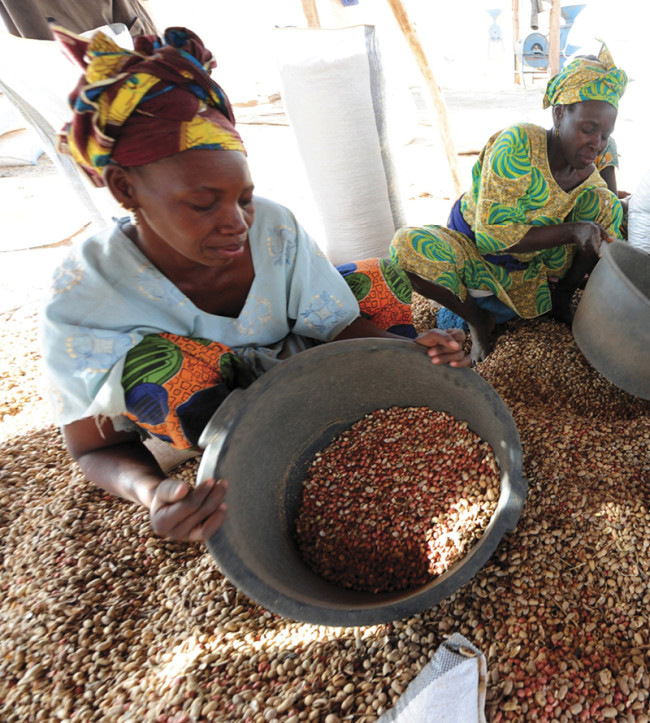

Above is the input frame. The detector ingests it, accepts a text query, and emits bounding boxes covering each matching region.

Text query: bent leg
[389,225,498,361]
[406,273,495,362]
[121,333,254,449]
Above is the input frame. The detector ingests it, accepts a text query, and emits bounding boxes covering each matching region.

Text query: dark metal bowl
[197,338,528,626]
[573,240,650,400]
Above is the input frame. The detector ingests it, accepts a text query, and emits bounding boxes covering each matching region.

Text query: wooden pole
[301,0,321,29]
[512,0,521,85]
[548,0,561,77]
[384,0,464,197]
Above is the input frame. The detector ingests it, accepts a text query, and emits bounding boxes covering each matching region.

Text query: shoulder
[64,219,131,266]
[81,218,131,250]
[487,124,543,152]
[250,195,317,252]
[44,220,139,309]
[250,195,304,244]
[482,125,542,181]
[46,223,119,293]
[252,195,298,226]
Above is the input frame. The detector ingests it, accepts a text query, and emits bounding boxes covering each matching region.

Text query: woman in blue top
[41,26,470,543]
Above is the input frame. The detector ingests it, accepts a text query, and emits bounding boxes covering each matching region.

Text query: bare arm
[599,165,617,195]
[64,416,164,507]
[63,417,227,541]
[506,221,610,255]
[333,316,407,342]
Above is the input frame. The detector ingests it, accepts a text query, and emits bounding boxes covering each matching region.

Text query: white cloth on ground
[377,633,487,723]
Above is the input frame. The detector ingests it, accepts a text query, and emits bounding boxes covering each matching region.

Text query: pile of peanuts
[1,298,649,722]
[296,407,500,592]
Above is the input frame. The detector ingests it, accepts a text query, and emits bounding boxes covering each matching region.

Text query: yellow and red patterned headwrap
[543,40,627,111]
[54,26,246,187]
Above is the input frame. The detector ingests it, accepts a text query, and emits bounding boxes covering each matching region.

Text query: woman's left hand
[149,476,228,542]
[415,328,471,367]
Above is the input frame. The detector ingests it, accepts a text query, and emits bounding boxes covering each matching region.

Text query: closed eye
[190,202,217,212]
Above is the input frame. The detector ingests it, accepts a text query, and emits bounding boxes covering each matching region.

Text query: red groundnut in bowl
[295,406,501,593]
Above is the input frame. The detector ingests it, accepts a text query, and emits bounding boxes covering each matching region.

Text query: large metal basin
[197,338,527,626]
[573,240,650,400]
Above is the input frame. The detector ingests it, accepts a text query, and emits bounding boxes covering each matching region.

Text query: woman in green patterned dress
[390,42,628,362]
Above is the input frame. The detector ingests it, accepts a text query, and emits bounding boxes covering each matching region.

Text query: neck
[546,129,568,174]
[546,128,594,191]
[126,222,214,280]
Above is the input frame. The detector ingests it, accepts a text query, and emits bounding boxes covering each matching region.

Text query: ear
[551,105,565,130]
[103,165,138,210]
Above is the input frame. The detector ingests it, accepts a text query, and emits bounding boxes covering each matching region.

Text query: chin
[576,157,596,171]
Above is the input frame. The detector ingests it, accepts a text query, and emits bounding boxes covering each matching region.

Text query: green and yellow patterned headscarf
[543,41,627,110]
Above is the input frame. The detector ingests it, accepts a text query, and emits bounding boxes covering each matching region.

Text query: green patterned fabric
[543,41,627,110]
[390,124,623,319]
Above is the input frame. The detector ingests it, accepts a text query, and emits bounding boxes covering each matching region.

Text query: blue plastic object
[437,296,517,332]
[520,32,548,69]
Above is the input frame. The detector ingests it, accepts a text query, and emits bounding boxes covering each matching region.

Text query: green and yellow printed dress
[390,123,624,318]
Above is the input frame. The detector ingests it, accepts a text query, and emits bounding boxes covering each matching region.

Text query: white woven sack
[627,168,650,254]
[377,633,487,723]
[274,25,405,265]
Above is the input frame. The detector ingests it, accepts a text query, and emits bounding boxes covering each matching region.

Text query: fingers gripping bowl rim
[197,338,528,626]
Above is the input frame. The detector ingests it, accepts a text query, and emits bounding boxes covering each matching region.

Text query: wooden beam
[301,0,321,29]
[512,0,521,85]
[548,0,561,77]
[384,0,463,197]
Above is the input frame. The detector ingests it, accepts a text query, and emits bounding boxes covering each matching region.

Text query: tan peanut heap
[1,296,649,722]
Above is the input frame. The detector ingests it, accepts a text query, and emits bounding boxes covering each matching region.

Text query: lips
[208,242,245,257]
[206,230,248,252]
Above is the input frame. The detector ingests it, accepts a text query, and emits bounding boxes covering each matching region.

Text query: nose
[216,203,248,235]
[592,133,608,154]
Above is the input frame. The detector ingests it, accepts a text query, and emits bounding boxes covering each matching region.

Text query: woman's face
[117,149,255,270]
[555,100,618,171]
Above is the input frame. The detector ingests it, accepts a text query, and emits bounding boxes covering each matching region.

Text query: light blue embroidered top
[41,196,360,425]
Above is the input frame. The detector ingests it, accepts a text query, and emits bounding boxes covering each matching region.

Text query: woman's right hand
[571,221,612,256]
[149,476,228,542]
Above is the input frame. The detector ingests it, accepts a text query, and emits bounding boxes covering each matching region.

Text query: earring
[120,202,138,226]
[554,126,559,138]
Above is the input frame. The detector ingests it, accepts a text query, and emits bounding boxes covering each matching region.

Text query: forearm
[333,316,405,342]
[75,439,165,509]
[68,429,228,543]
[506,223,581,253]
